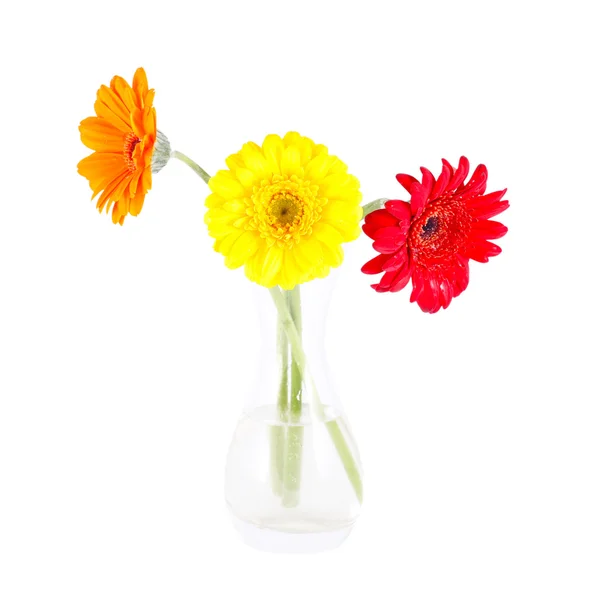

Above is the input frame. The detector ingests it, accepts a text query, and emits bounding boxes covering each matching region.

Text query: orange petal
[95,171,129,212]
[129,187,146,216]
[96,85,131,129]
[94,97,131,134]
[110,75,136,113]
[132,68,149,106]
[79,117,124,152]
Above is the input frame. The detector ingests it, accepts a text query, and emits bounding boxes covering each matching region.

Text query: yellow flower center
[249,175,324,249]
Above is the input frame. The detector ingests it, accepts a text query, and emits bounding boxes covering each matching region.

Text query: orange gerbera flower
[77,68,159,225]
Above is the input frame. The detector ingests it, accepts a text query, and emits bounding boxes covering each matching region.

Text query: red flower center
[408,195,472,267]
[123,132,141,172]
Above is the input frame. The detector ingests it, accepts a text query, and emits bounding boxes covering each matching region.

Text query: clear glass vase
[224,277,363,553]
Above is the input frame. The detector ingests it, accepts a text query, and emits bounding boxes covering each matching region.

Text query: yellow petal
[209,170,245,199]
[235,167,256,189]
[225,153,245,173]
[225,231,259,269]
[261,245,283,286]
[262,134,284,175]
[312,221,344,246]
[295,238,323,271]
[205,193,225,208]
[283,131,301,147]
[216,231,243,255]
[240,142,269,180]
[281,145,302,177]
[320,241,344,268]
[305,154,336,182]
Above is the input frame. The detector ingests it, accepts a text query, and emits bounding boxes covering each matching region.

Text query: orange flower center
[123,132,141,172]
[408,195,472,266]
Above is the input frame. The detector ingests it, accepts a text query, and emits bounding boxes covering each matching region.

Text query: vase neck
[247,277,340,415]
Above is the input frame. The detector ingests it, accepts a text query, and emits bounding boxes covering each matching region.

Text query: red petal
[375,270,395,291]
[362,209,398,240]
[464,241,502,262]
[409,167,435,217]
[468,189,506,208]
[468,189,509,219]
[471,220,508,240]
[362,223,381,239]
[365,209,398,228]
[382,247,408,272]
[410,270,442,314]
[450,255,470,296]
[447,156,470,191]
[438,277,452,309]
[389,260,412,292]
[361,254,388,275]
[457,163,488,197]
[432,161,452,198]
[442,158,455,178]
[385,200,411,222]
[470,201,509,220]
[396,173,419,194]
[372,226,408,253]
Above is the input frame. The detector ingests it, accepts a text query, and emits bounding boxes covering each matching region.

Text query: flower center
[123,132,140,172]
[420,216,439,239]
[408,196,472,266]
[269,191,302,226]
[248,175,324,249]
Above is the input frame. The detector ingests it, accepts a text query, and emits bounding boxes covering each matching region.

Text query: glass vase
[224,277,363,553]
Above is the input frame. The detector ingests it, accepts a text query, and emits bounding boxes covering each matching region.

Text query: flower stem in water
[269,286,363,504]
[270,311,289,496]
[282,287,303,507]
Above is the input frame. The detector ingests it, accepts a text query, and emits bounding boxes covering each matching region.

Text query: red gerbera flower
[362,157,509,313]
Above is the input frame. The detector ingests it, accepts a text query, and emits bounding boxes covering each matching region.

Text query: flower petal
[262,134,284,175]
[447,156,470,191]
[384,200,411,222]
[396,173,418,194]
[372,226,408,253]
[361,254,388,275]
[431,160,452,199]
[464,241,502,262]
[457,163,488,197]
[471,220,509,240]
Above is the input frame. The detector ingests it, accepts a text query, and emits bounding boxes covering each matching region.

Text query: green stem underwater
[171,150,212,184]
[269,286,363,504]
[282,287,304,507]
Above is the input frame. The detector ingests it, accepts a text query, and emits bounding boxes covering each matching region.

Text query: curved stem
[171,150,212,184]
[361,198,388,218]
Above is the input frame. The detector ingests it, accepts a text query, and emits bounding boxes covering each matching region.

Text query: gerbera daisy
[77,68,170,225]
[205,132,362,289]
[362,157,509,313]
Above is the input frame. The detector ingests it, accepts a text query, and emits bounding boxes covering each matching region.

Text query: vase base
[231,516,354,554]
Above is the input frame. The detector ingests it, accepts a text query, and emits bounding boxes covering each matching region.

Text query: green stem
[270,311,289,496]
[171,150,212,184]
[326,421,363,504]
[361,198,388,218]
[282,287,303,507]
[288,288,303,418]
[269,287,363,504]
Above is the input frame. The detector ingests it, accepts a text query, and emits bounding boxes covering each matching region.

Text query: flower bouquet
[78,68,509,553]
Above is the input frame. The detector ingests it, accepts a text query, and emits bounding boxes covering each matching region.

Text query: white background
[1,0,598,598]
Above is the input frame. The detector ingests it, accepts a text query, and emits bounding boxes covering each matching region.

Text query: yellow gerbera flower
[205,132,362,289]
[77,68,163,225]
